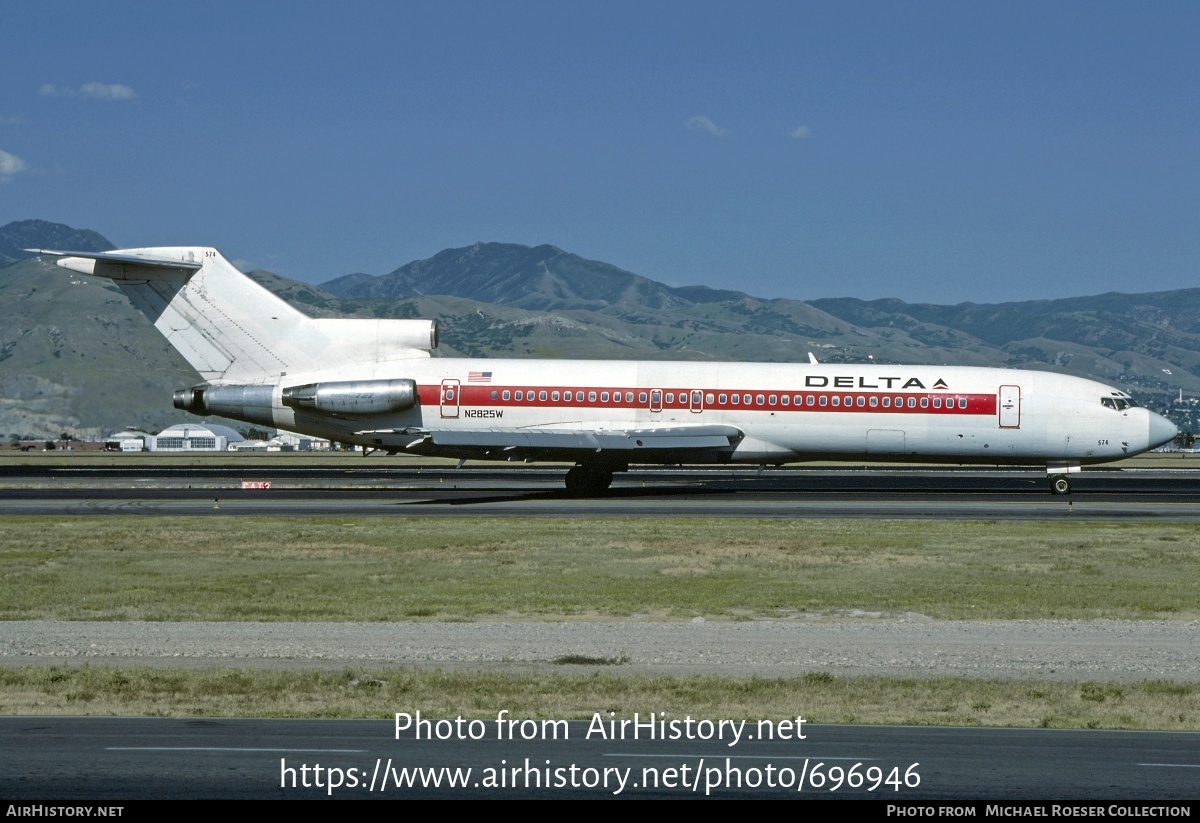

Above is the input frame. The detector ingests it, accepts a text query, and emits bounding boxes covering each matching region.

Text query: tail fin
[30,247,437,382]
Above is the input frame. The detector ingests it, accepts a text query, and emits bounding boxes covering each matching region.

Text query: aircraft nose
[1148,411,1179,449]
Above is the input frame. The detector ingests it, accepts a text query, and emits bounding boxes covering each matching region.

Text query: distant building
[109,429,152,452]
[230,437,288,452]
[150,423,244,452]
[275,430,331,451]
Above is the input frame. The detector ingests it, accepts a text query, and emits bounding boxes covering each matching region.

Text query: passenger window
[589,392,596,402]
[832,396,840,407]
[718,393,727,404]
[552,391,560,402]
[806,395,815,406]
[920,397,928,408]
[666,393,674,404]
[781,395,789,406]
[539,391,548,401]
[958,398,967,409]
[883,397,890,408]
[601,392,609,402]
[933,397,941,409]
[907,397,916,408]
[625,392,634,403]
[819,396,827,407]
[756,394,765,405]
[503,390,511,401]
[869,396,878,407]
[706,393,715,404]
[856,396,865,407]
[490,390,498,400]
[639,392,648,403]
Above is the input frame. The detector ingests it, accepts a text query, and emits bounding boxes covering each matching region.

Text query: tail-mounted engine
[173,384,275,427]
[175,378,419,425]
[281,378,418,416]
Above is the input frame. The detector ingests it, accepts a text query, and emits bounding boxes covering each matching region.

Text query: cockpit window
[1102,395,1139,411]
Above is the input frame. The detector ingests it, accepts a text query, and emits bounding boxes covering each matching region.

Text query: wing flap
[428,426,740,451]
[356,424,743,455]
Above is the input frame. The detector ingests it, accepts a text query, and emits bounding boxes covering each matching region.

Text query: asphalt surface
[2,717,1198,800]
[4,464,1200,519]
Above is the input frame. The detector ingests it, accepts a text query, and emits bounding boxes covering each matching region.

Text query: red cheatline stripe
[420,385,997,415]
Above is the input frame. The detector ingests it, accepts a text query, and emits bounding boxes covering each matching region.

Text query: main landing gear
[564,463,615,495]
[1050,476,1072,496]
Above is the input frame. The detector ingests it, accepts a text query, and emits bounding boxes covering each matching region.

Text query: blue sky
[2,1,1197,304]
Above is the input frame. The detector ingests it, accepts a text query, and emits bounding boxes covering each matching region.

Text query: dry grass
[1,665,1196,730]
[1,517,1198,621]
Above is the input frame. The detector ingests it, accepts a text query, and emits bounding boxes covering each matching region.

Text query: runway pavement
[2,717,1198,800]
[4,464,1200,519]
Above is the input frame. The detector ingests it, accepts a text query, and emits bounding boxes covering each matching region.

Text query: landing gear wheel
[564,465,614,495]
[1050,476,1072,496]
[564,466,589,494]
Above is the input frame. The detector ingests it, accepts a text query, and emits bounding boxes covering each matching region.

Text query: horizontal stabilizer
[28,248,204,275]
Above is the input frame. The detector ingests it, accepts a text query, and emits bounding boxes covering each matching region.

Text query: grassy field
[1,665,1197,730]
[1,517,1198,621]
[3,511,1198,728]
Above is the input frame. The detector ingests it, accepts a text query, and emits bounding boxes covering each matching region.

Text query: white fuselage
[269,358,1168,466]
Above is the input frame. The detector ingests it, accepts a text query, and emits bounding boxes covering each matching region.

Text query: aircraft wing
[356,424,743,460]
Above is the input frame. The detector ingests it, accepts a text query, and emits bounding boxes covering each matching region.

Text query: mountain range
[1,219,1196,440]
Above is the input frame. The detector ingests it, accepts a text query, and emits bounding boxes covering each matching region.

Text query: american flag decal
[468,371,493,383]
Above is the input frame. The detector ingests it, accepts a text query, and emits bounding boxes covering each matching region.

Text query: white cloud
[38,82,137,101]
[80,82,137,101]
[0,149,27,177]
[790,125,812,139]
[685,116,728,138]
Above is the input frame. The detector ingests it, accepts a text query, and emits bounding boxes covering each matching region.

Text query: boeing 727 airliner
[32,246,1179,494]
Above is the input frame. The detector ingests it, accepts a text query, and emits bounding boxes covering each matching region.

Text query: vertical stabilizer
[32,246,438,383]
[35,247,314,381]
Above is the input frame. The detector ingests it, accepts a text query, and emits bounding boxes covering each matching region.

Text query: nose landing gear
[1050,475,1072,496]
